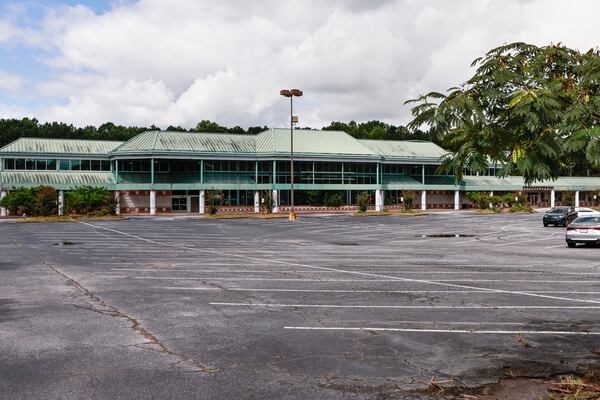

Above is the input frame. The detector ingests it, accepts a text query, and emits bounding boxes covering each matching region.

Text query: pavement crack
[48,263,217,374]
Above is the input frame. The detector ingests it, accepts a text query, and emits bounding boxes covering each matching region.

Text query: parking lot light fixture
[280,88,303,221]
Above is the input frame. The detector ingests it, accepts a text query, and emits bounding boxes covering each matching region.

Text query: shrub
[35,186,58,216]
[509,204,535,213]
[502,193,516,207]
[562,190,575,206]
[466,192,491,209]
[403,190,416,211]
[261,192,274,213]
[356,192,370,212]
[324,193,343,207]
[1,187,36,215]
[305,190,322,206]
[65,186,115,215]
[489,195,504,208]
[205,190,223,215]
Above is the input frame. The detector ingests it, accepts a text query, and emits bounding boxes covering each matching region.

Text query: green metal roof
[0,171,115,189]
[359,139,447,161]
[114,131,256,155]
[0,138,123,156]
[256,129,377,158]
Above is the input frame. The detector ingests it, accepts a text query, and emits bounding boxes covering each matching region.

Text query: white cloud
[0,70,24,91]
[3,0,600,128]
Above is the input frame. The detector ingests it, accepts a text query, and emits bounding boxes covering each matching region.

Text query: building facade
[1,129,599,215]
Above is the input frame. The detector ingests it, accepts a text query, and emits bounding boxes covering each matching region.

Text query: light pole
[280,88,303,221]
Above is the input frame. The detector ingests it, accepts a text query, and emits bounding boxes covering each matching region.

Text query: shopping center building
[1,128,599,215]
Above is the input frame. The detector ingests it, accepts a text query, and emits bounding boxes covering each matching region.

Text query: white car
[575,207,600,217]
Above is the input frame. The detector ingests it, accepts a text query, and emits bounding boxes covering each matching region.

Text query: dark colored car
[543,206,577,227]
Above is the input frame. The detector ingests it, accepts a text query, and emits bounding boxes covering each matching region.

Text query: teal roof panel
[0,138,123,156]
[114,131,256,155]
[1,171,115,189]
[257,129,378,158]
[359,139,448,161]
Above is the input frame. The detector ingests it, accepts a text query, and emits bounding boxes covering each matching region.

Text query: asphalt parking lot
[2,212,600,399]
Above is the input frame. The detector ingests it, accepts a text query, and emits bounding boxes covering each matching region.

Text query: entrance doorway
[172,196,187,212]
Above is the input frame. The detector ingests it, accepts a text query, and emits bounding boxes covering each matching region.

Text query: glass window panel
[25,159,34,170]
[35,159,47,170]
[4,159,15,169]
[141,160,150,172]
[132,161,141,172]
[81,160,91,170]
[16,159,25,170]
[47,160,57,170]
[159,161,169,172]
[101,160,110,171]
[70,160,81,170]
[91,160,101,170]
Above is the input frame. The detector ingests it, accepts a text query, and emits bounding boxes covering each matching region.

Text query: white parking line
[156,287,600,294]
[131,276,600,283]
[79,222,600,306]
[209,302,600,309]
[283,327,600,335]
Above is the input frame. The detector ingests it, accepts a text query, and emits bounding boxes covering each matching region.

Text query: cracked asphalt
[1,212,600,399]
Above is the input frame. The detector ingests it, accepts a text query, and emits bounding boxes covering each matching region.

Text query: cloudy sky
[0,0,599,129]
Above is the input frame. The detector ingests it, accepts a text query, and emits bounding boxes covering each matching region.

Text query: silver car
[566,216,600,248]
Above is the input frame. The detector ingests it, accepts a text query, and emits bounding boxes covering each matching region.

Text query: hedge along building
[1,128,600,216]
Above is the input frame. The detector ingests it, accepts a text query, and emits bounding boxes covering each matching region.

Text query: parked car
[575,207,600,217]
[543,206,577,227]
[566,216,600,247]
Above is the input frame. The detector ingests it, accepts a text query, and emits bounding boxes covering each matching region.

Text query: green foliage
[562,190,575,206]
[406,42,600,183]
[489,195,504,208]
[35,186,58,216]
[261,192,273,213]
[65,186,115,215]
[502,193,517,207]
[356,192,370,212]
[466,192,491,209]
[0,186,58,216]
[205,190,223,215]
[322,120,432,142]
[509,204,535,213]
[305,190,322,206]
[324,193,344,207]
[402,190,416,211]
[1,187,36,215]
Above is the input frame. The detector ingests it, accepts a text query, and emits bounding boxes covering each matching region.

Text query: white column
[421,190,427,211]
[575,190,580,207]
[114,191,121,215]
[186,195,192,213]
[550,189,555,208]
[58,191,64,216]
[272,190,279,213]
[375,189,384,211]
[199,190,205,214]
[0,190,6,217]
[149,190,156,215]
[254,191,260,213]
[489,191,494,209]
[454,190,461,210]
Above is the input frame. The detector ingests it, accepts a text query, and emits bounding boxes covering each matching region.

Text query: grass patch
[204,213,288,219]
[548,372,600,400]
[509,204,535,213]
[17,215,127,223]
[477,207,504,214]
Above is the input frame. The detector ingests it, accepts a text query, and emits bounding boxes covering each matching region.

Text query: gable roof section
[113,131,256,156]
[358,139,447,162]
[0,138,123,157]
[256,129,378,159]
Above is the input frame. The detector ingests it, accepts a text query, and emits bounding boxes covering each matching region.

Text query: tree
[406,42,600,184]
